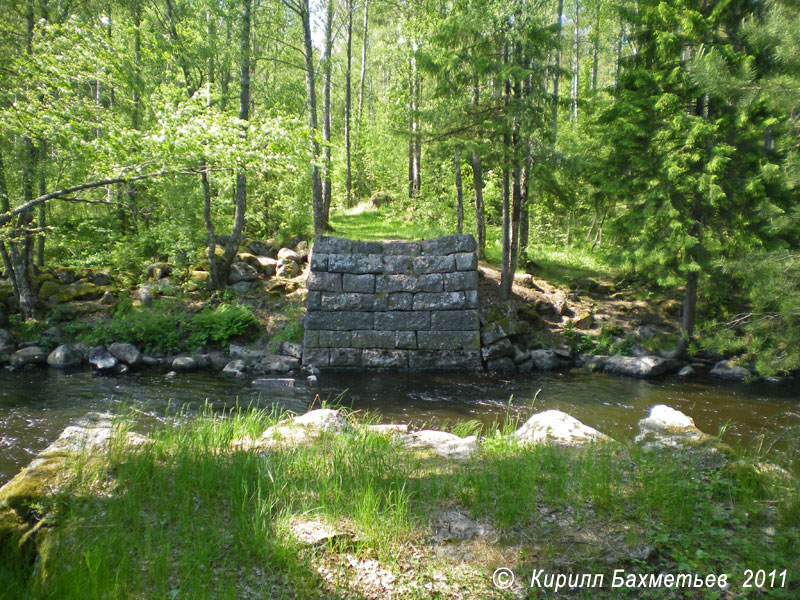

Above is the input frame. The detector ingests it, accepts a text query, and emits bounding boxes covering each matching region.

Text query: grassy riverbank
[4,407,798,599]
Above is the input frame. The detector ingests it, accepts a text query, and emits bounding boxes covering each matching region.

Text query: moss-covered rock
[53,282,106,303]
[37,280,63,301]
[190,270,210,282]
[146,262,173,280]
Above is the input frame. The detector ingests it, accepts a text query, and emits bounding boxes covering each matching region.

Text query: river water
[1,368,799,484]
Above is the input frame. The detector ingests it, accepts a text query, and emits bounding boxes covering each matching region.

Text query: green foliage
[63,299,259,354]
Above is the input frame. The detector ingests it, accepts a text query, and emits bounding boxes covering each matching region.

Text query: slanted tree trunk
[591,0,600,93]
[570,0,579,121]
[212,0,250,289]
[321,0,334,217]
[677,203,702,354]
[344,0,354,207]
[470,82,486,259]
[356,0,369,127]
[454,149,463,234]
[0,152,38,321]
[551,0,564,137]
[500,43,513,301]
[293,0,325,232]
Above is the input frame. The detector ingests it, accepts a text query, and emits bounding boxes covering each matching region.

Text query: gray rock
[710,360,752,381]
[603,355,680,378]
[512,346,530,365]
[307,374,318,385]
[454,252,478,271]
[635,325,656,340]
[146,262,173,279]
[411,255,456,274]
[89,346,118,371]
[307,310,376,331]
[634,404,716,450]
[92,272,112,286]
[430,310,479,331]
[481,337,513,361]
[256,256,278,277]
[43,326,64,341]
[277,261,302,278]
[513,410,611,446]
[0,328,17,356]
[229,281,253,293]
[227,261,259,284]
[192,353,212,369]
[420,234,477,256]
[403,430,477,459]
[208,351,230,370]
[529,349,572,371]
[99,290,115,305]
[253,354,301,374]
[229,344,266,365]
[306,271,342,292]
[362,349,407,369]
[407,349,482,371]
[328,254,384,274]
[252,378,295,387]
[108,342,142,366]
[677,365,695,378]
[53,267,76,284]
[294,409,349,431]
[47,344,84,369]
[10,346,48,368]
[222,359,246,377]
[486,357,516,371]
[140,356,162,367]
[276,341,303,359]
[373,311,428,331]
[432,509,495,542]
[134,285,154,307]
[480,323,508,346]
[172,356,197,371]
[277,247,301,263]
[248,240,275,257]
[382,240,421,256]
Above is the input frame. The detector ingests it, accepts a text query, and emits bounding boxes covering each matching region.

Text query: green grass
[329,203,448,241]
[329,208,618,290]
[5,408,799,599]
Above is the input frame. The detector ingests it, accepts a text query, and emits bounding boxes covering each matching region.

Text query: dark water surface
[2,368,799,484]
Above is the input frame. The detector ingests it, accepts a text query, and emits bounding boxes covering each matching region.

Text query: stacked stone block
[303,234,482,370]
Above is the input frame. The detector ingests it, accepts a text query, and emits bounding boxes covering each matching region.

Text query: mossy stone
[37,280,63,301]
[53,282,106,304]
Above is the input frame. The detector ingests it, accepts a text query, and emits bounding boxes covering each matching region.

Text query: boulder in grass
[234,409,352,451]
[513,410,610,447]
[634,404,717,452]
[277,248,301,263]
[277,261,301,278]
[227,262,259,284]
[403,430,478,459]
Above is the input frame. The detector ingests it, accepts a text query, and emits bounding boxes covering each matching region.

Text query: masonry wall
[302,234,482,370]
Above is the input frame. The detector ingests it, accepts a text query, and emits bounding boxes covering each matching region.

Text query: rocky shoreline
[0,320,786,385]
[0,234,790,384]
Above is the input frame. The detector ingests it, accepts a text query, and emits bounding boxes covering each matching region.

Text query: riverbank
[2,405,798,599]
